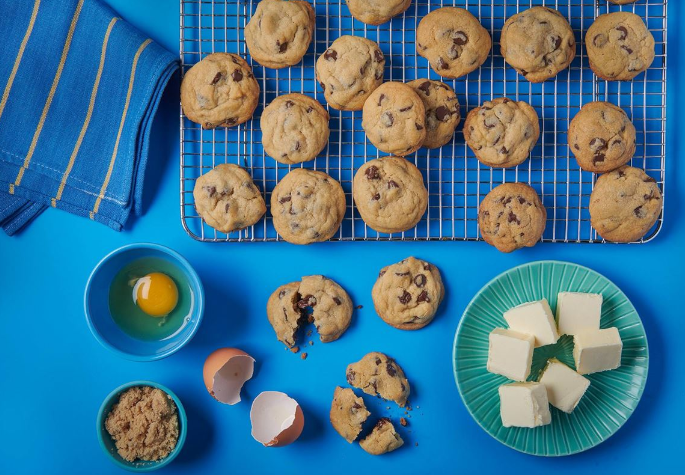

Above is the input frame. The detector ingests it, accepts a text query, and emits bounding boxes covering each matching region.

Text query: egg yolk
[133,273,178,317]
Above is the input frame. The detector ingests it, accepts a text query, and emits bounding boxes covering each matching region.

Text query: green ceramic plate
[453,261,649,456]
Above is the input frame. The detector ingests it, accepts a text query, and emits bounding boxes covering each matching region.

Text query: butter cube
[573,327,623,375]
[487,328,535,381]
[498,382,551,428]
[504,299,559,347]
[538,358,590,413]
[556,292,603,336]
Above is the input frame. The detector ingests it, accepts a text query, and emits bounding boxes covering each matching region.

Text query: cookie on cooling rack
[193,164,266,233]
[589,166,662,243]
[500,7,576,83]
[372,256,444,330]
[463,97,540,169]
[478,183,547,253]
[353,156,428,234]
[244,0,315,69]
[568,102,636,173]
[416,7,491,79]
[407,79,461,149]
[315,35,385,111]
[260,94,330,164]
[345,0,412,26]
[181,53,260,129]
[586,12,655,81]
[270,168,346,245]
[608,1,638,5]
[361,82,426,156]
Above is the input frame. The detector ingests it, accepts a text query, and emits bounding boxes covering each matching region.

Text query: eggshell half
[203,348,255,405]
[250,391,305,447]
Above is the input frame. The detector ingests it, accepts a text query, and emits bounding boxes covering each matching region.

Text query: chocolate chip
[593,153,606,165]
[224,203,230,213]
[381,112,394,127]
[365,165,380,180]
[231,70,243,82]
[372,193,380,201]
[375,70,384,80]
[205,186,216,197]
[424,263,432,271]
[453,31,468,45]
[500,147,508,154]
[417,290,430,303]
[418,81,431,95]
[414,274,426,287]
[518,197,526,204]
[634,205,644,217]
[306,106,313,113]
[347,370,356,384]
[415,122,424,130]
[552,35,561,50]
[386,362,397,377]
[279,195,291,204]
[374,50,384,62]
[399,105,413,112]
[225,117,237,126]
[508,212,521,225]
[388,180,399,189]
[644,176,656,183]
[616,26,628,41]
[435,106,450,122]
[379,270,387,278]
[285,100,294,108]
[279,290,286,299]
[352,402,362,410]
[324,49,337,61]
[398,290,412,305]
[437,57,448,70]
[277,40,288,53]
[211,72,223,85]
[621,45,634,55]
[377,93,386,106]
[333,297,342,305]
[375,357,382,365]
[297,295,317,308]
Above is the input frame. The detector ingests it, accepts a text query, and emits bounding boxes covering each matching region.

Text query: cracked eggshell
[250,391,304,447]
[203,348,255,405]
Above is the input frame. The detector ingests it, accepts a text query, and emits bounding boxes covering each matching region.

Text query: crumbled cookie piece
[346,352,410,407]
[330,387,370,443]
[266,282,303,348]
[359,418,404,455]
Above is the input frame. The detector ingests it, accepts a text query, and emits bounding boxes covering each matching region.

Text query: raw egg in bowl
[85,243,204,361]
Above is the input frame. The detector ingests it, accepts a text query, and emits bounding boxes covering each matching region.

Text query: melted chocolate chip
[278,290,286,299]
[333,297,342,305]
[365,165,380,180]
[211,72,223,85]
[279,195,291,204]
[386,362,397,377]
[437,57,448,70]
[398,290,412,305]
[388,180,399,189]
[297,295,317,309]
[616,26,628,41]
[372,193,381,201]
[418,81,431,95]
[508,212,521,225]
[415,122,424,131]
[324,49,337,61]
[346,370,356,384]
[414,274,426,287]
[277,40,288,53]
[377,93,386,106]
[382,112,394,127]
[374,50,384,62]
[231,70,243,82]
[417,290,430,303]
[205,186,217,197]
[435,106,450,122]
[399,105,413,112]
[453,31,468,46]
[285,100,294,108]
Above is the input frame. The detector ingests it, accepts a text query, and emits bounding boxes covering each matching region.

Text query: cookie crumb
[306,329,313,337]
[400,417,408,426]
[301,352,308,360]
[290,346,299,354]
[355,305,363,309]
[309,340,314,346]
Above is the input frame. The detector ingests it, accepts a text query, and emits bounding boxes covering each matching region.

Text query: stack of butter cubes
[487,292,623,429]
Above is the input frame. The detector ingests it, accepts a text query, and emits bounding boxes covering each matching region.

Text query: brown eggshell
[250,391,305,447]
[203,347,255,404]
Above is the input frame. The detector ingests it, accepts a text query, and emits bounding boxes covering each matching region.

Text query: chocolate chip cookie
[416,7,492,79]
[478,183,547,253]
[608,0,638,4]
[244,0,315,69]
[260,94,330,164]
[345,0,411,26]
[463,97,540,168]
[589,166,662,243]
[500,7,576,83]
[569,102,636,173]
[181,53,260,129]
[330,387,370,443]
[266,282,303,348]
[361,82,426,156]
[352,157,427,234]
[586,12,655,81]
[372,257,444,330]
[193,164,266,233]
[407,79,461,149]
[359,418,404,455]
[270,169,346,245]
[347,352,410,407]
[315,36,385,111]
[298,275,354,343]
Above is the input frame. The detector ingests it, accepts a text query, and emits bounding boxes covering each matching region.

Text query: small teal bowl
[97,381,187,471]
[85,243,204,361]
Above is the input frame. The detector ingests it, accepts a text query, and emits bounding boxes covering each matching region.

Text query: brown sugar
[105,386,179,462]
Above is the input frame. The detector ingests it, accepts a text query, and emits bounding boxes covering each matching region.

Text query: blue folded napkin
[0,0,178,235]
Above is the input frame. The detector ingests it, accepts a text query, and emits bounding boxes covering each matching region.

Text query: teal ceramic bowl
[453,261,649,456]
[97,381,187,471]
[84,243,204,361]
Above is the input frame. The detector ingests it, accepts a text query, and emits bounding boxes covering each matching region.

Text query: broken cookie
[359,418,404,455]
[346,352,410,407]
[330,387,370,443]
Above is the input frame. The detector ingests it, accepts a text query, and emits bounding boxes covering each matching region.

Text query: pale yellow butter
[538,358,590,413]
[487,328,535,382]
[499,382,551,428]
[573,327,623,375]
[503,299,559,347]
[556,292,603,336]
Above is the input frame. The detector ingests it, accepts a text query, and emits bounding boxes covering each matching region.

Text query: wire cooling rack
[179,0,667,243]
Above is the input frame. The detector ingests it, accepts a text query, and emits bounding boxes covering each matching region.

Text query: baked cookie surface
[589,166,662,243]
[407,79,461,149]
[330,387,370,443]
[586,12,655,81]
[608,0,638,4]
[478,182,547,253]
[352,157,427,234]
[266,282,302,348]
[244,0,315,69]
[270,169,346,245]
[298,275,354,343]
[346,352,410,407]
[416,7,491,79]
[345,0,411,26]
[193,164,266,233]
[569,102,636,173]
[260,94,330,164]
[361,82,426,156]
[315,35,385,111]
[500,7,576,83]
[463,97,540,168]
[359,418,404,455]
[372,256,444,330]
[181,53,259,129]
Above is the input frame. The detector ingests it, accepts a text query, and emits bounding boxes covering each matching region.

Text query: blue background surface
[0,1,682,474]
